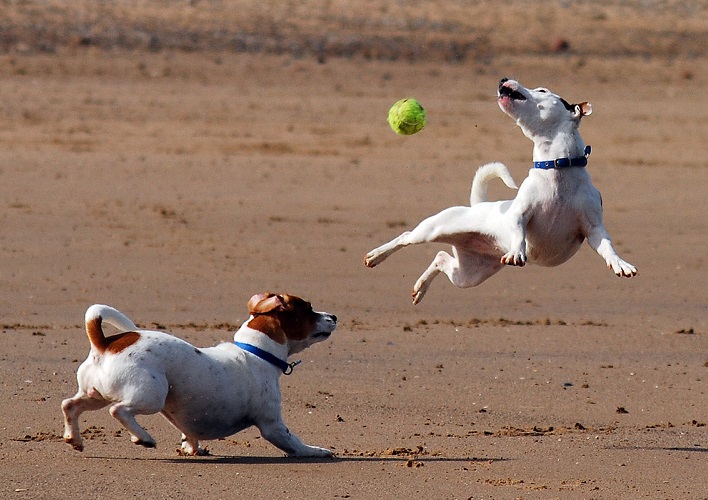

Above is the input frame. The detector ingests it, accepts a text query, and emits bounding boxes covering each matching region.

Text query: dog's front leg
[179,434,208,456]
[586,226,637,277]
[258,418,333,458]
[500,212,528,267]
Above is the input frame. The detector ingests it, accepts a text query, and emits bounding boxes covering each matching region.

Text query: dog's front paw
[607,256,637,277]
[501,250,526,267]
[289,445,334,458]
[133,437,157,448]
[177,446,209,456]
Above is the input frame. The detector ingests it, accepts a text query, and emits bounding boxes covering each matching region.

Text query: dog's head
[246,293,337,355]
[497,78,591,138]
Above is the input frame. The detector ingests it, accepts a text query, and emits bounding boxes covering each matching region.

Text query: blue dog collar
[534,145,591,169]
[235,341,301,375]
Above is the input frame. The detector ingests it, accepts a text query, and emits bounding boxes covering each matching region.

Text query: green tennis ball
[387,98,426,135]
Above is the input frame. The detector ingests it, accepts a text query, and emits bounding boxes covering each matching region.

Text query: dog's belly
[441,232,502,256]
[161,381,261,440]
[526,227,585,266]
[155,342,269,440]
[162,405,254,440]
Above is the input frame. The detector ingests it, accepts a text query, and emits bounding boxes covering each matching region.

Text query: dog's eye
[536,88,548,93]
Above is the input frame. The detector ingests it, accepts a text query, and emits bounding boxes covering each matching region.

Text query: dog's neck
[523,125,587,163]
[233,324,289,362]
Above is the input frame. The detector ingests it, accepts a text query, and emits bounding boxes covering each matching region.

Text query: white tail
[85,304,138,332]
[84,304,139,352]
[469,162,518,205]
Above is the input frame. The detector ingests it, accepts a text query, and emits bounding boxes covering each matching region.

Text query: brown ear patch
[247,293,285,315]
[245,293,317,344]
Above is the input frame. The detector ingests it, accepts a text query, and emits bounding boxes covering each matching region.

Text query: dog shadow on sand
[83,453,510,466]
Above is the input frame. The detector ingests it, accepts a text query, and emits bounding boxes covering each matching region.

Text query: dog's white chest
[518,172,588,265]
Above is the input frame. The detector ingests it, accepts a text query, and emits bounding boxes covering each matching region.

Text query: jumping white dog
[365,78,637,304]
[61,293,337,457]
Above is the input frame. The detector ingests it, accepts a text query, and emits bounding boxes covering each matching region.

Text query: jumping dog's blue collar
[235,341,301,375]
[534,145,591,169]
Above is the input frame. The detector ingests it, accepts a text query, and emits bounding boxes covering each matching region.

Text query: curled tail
[84,304,138,353]
[469,162,518,205]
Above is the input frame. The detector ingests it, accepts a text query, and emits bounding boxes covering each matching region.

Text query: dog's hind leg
[104,369,168,447]
[412,251,447,304]
[365,206,480,268]
[109,403,158,448]
[412,247,504,304]
[61,391,110,451]
[364,231,410,268]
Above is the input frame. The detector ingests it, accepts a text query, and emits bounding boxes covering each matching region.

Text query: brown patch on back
[105,331,141,354]
[86,316,140,354]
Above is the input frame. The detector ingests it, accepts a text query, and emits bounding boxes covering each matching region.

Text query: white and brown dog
[365,78,637,304]
[61,293,337,457]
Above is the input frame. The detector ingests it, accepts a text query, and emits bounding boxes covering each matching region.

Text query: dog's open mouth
[313,331,332,338]
[498,79,526,101]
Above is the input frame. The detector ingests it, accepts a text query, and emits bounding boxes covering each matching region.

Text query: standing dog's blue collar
[235,341,301,375]
[534,145,591,169]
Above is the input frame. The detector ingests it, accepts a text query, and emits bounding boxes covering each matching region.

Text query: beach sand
[0,2,706,498]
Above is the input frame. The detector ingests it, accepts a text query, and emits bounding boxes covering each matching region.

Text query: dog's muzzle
[314,314,337,338]
[498,78,526,101]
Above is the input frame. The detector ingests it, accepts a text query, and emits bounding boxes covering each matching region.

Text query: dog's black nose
[331,314,338,322]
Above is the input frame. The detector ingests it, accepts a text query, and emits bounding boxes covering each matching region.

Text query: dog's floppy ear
[574,102,592,118]
[248,293,285,315]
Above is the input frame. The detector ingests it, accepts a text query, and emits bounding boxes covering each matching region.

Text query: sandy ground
[0,2,706,499]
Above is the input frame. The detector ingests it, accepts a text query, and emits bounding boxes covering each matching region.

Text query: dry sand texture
[0,1,706,499]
